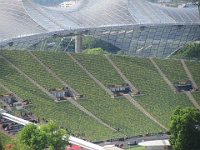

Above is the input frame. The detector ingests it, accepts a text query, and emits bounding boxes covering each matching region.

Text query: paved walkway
[105,55,138,92]
[185,91,200,110]
[0,54,56,100]
[124,95,168,131]
[68,98,126,136]
[68,53,114,97]
[150,58,200,110]
[181,59,198,89]
[150,58,176,93]
[68,54,167,131]
[29,51,79,95]
[0,82,23,102]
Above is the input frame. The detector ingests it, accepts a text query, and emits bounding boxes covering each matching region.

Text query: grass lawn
[125,146,145,150]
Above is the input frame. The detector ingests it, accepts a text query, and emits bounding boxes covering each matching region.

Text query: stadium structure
[0,0,199,57]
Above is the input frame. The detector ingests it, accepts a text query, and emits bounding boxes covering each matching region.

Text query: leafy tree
[117,50,126,55]
[0,133,12,150]
[169,106,200,150]
[16,123,47,150]
[172,43,200,59]
[82,37,120,54]
[10,138,31,150]
[40,120,68,150]
[83,47,110,54]
[11,121,68,150]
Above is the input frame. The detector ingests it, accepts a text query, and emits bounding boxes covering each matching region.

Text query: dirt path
[124,95,168,130]
[29,51,78,95]
[185,91,200,110]
[181,59,198,89]
[68,53,114,97]
[0,55,56,100]
[150,58,176,93]
[105,55,138,92]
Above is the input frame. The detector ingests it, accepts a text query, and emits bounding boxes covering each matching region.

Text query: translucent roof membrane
[0,0,199,58]
[0,0,46,41]
[0,0,198,35]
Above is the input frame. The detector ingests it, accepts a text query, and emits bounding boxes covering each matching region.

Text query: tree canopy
[172,43,200,59]
[40,121,68,150]
[15,123,47,150]
[83,47,110,55]
[169,106,200,150]
[11,121,68,150]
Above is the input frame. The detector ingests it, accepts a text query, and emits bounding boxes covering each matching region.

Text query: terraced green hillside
[0,87,7,94]
[110,55,194,126]
[32,52,163,135]
[184,60,200,105]
[154,58,200,106]
[0,50,199,141]
[0,52,122,141]
[153,58,189,83]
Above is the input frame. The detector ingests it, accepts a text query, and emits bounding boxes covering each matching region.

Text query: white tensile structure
[0,0,199,58]
[59,1,76,8]
[0,109,122,150]
[69,136,123,150]
[0,109,30,125]
[138,140,172,150]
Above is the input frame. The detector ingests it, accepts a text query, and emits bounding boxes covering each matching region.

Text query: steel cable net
[0,0,199,58]
[0,0,46,42]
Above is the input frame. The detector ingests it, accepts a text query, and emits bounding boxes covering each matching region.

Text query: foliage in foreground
[10,121,68,150]
[0,132,11,149]
[169,106,200,150]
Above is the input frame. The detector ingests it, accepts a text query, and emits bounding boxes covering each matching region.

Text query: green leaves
[17,123,47,150]
[83,48,110,55]
[40,120,68,150]
[15,121,68,150]
[172,42,200,59]
[169,107,200,150]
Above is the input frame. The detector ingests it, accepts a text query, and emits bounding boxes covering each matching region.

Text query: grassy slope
[153,58,189,82]
[0,50,198,141]
[33,52,163,136]
[0,87,7,94]
[154,58,200,106]
[184,60,200,105]
[0,51,121,141]
[110,55,193,127]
